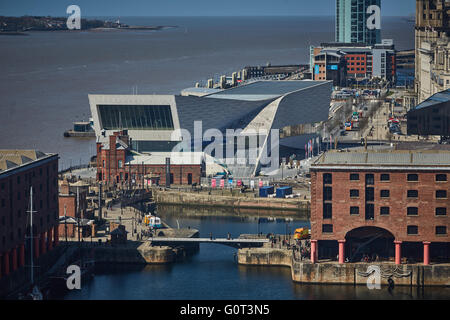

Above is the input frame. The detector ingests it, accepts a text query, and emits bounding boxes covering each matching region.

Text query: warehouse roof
[0,150,51,173]
[126,152,204,166]
[312,149,450,168]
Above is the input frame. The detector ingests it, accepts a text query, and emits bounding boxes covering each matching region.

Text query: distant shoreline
[0,26,178,36]
[0,31,28,36]
[0,15,178,34]
[91,25,178,31]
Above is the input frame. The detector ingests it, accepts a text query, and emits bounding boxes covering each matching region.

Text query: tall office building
[336,0,381,45]
[415,0,450,102]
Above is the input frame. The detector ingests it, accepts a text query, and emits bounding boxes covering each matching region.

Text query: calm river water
[63,208,450,300]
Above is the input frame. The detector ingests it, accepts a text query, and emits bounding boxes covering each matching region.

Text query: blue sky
[0,0,416,17]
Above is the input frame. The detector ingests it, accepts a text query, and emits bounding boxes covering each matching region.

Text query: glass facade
[98,105,174,130]
[336,0,381,45]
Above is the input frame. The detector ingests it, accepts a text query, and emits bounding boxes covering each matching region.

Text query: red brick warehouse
[0,150,59,280]
[96,131,204,187]
[310,148,450,265]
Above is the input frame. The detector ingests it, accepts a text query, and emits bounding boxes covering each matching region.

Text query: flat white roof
[126,152,205,166]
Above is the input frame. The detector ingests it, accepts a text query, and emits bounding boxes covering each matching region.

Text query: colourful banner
[220,179,225,188]
[211,179,216,188]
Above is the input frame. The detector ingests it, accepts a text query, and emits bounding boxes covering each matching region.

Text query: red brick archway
[345,227,395,263]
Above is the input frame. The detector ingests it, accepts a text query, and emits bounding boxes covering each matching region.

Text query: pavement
[102,205,148,241]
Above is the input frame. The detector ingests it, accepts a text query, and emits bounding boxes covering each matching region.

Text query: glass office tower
[336,0,381,45]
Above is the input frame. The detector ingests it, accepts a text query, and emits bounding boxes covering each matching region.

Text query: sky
[0,0,416,17]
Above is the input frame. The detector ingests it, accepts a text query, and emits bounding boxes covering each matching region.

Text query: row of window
[348,206,447,217]
[322,224,447,236]
[347,189,447,199]
[347,173,447,182]
[102,160,124,169]
[0,165,57,191]
[346,56,366,61]
[349,68,365,71]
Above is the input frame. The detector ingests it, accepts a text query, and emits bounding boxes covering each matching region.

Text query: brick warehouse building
[96,131,204,186]
[310,148,449,265]
[0,150,59,279]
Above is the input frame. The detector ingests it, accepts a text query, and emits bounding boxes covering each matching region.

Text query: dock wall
[238,248,450,287]
[154,190,310,215]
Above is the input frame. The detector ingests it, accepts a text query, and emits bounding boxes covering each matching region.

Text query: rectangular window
[436,207,447,216]
[407,174,419,182]
[436,190,447,199]
[350,173,360,181]
[322,224,333,233]
[407,207,419,216]
[323,187,333,201]
[380,174,390,181]
[323,203,333,219]
[118,160,123,169]
[350,206,359,215]
[436,174,447,182]
[365,174,374,185]
[380,190,390,198]
[380,207,390,215]
[407,226,418,235]
[365,204,374,220]
[407,190,418,198]
[350,190,359,198]
[98,104,175,130]
[436,226,447,235]
[323,173,332,185]
[366,187,374,201]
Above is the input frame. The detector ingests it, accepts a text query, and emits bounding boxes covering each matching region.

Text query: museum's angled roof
[413,89,450,111]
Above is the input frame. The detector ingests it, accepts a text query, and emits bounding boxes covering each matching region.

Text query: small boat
[64,118,95,138]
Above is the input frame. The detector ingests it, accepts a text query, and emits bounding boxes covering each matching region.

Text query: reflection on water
[157,204,309,220]
[63,209,449,300]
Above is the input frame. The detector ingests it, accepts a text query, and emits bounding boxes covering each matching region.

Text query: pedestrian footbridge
[149,237,269,249]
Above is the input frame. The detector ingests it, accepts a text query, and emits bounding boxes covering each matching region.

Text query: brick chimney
[109,134,117,152]
[59,180,70,195]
